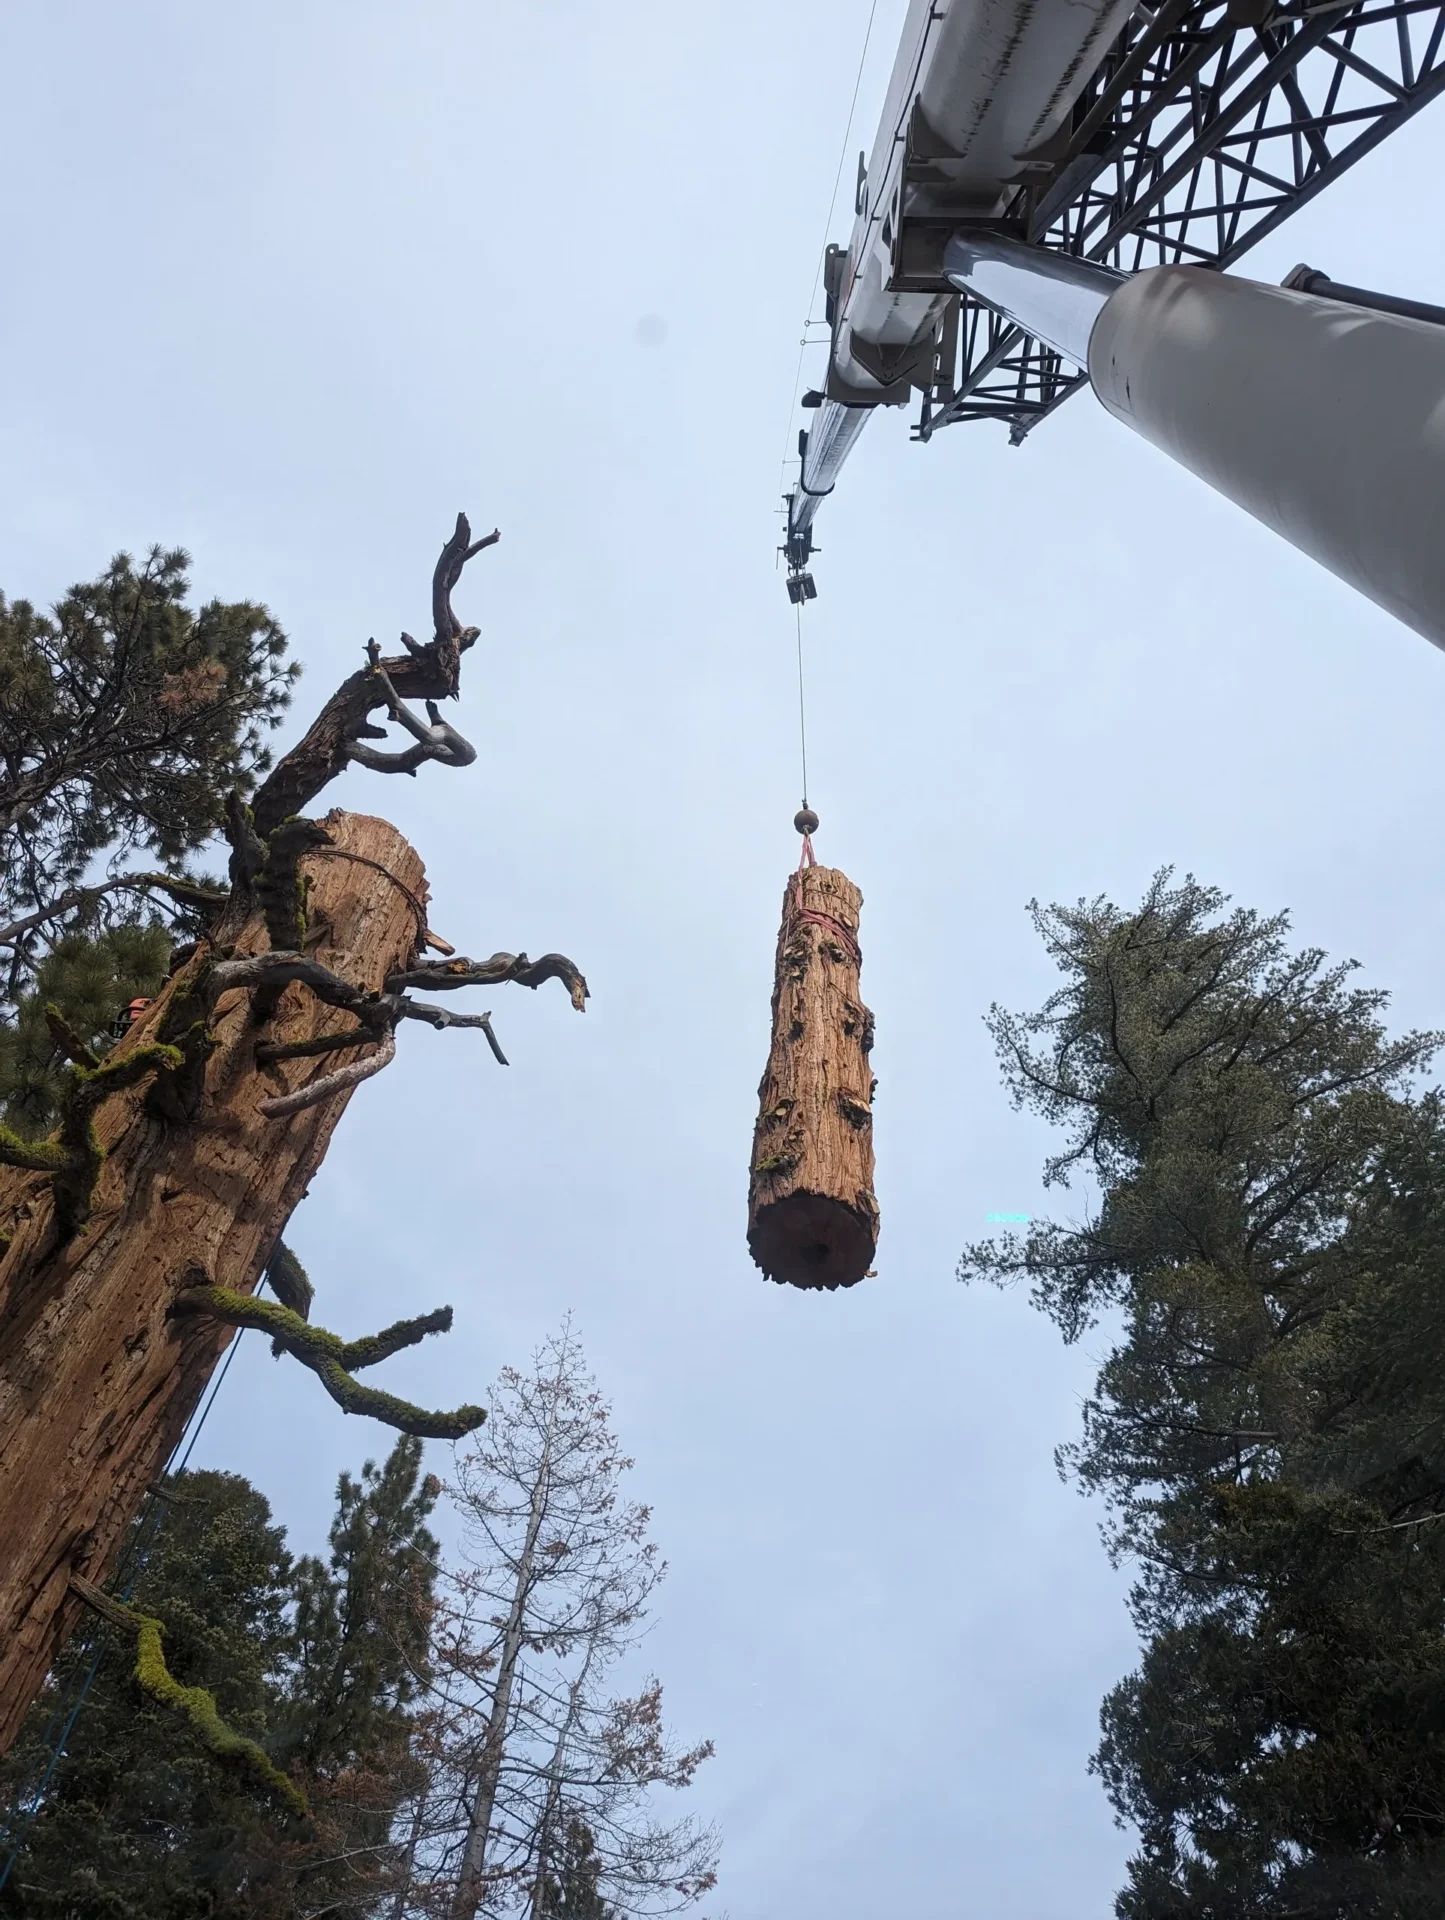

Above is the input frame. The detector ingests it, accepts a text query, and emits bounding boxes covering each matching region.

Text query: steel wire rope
[795,599,811,809]
[0,1328,248,1889]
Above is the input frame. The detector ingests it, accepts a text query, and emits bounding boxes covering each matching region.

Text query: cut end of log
[748,1189,876,1291]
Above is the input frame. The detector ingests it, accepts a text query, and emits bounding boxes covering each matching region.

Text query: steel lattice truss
[917,0,1445,443]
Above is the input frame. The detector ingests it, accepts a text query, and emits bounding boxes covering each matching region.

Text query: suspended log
[748,862,878,1290]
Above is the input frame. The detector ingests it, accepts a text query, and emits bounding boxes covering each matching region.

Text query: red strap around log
[790,871,862,968]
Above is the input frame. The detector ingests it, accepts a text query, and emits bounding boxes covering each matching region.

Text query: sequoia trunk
[0,809,425,1755]
[748,862,878,1290]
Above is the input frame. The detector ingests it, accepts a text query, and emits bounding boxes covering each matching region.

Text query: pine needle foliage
[0,926,171,1136]
[961,870,1445,1918]
[0,1443,440,1920]
[0,547,297,931]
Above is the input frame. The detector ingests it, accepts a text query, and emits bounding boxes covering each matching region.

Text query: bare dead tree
[0,516,588,1765]
[388,1326,718,1920]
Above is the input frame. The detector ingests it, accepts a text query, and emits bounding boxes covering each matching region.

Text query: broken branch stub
[748,864,879,1290]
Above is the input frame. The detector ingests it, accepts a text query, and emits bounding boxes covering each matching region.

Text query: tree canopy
[0,1441,439,1919]
[962,871,1445,1917]
[0,546,296,908]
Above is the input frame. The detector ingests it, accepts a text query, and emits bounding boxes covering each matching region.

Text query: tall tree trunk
[449,1426,553,1920]
[0,809,426,1755]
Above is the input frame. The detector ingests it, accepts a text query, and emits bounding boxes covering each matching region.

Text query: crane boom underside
[917,0,1445,445]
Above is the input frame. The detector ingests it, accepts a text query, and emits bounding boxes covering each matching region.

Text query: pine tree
[0,1470,294,1919]
[271,1439,442,1918]
[961,871,1445,1917]
[0,925,173,1136]
[1,1440,441,1919]
[0,546,296,993]
[536,1819,614,1920]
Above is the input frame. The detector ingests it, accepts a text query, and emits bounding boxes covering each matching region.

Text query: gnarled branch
[210,950,376,1016]
[344,652,478,776]
[70,1574,308,1819]
[431,514,500,696]
[172,1283,486,1440]
[400,998,508,1064]
[385,950,589,1012]
[249,514,497,833]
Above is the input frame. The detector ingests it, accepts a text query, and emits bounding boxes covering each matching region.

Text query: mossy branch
[263,1239,315,1321]
[69,1574,307,1820]
[172,1284,486,1440]
[256,815,333,956]
[0,1041,183,1235]
[0,1127,69,1174]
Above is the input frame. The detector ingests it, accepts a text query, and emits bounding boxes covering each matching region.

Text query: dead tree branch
[249,514,498,834]
[171,1283,486,1440]
[400,999,508,1064]
[344,651,478,776]
[386,952,589,1012]
[258,1026,396,1118]
[210,951,376,1016]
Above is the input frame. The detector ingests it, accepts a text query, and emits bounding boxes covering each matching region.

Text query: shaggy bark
[0,810,424,1755]
[747,863,878,1290]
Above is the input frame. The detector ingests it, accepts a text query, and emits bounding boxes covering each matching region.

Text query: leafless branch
[401,999,509,1064]
[344,652,478,776]
[250,513,498,834]
[259,1026,396,1117]
[210,951,376,1016]
[386,951,589,1013]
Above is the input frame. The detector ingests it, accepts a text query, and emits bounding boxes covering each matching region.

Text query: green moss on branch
[173,1284,486,1440]
[0,1041,182,1234]
[70,1574,306,1819]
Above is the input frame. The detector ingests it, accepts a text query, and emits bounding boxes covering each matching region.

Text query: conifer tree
[962,872,1445,1917]
[393,1328,717,1920]
[1,1440,441,1919]
[271,1439,443,1917]
[536,1819,614,1920]
[0,1469,294,1918]
[0,546,295,1002]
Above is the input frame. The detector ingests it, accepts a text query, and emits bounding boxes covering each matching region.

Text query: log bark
[0,809,426,1756]
[747,863,878,1290]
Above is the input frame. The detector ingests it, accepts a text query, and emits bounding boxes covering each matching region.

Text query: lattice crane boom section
[917,0,1445,442]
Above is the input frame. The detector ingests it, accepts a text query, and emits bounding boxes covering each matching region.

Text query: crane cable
[795,597,810,813]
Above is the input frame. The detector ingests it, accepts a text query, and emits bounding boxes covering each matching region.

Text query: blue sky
[5,4,1445,1913]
